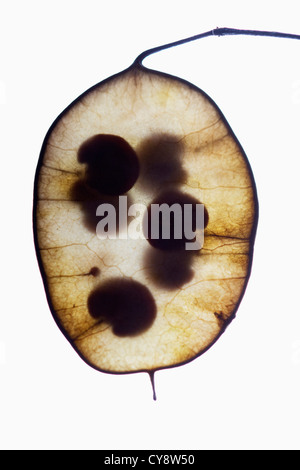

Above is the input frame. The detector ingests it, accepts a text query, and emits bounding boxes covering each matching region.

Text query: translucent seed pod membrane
[33,35,258,398]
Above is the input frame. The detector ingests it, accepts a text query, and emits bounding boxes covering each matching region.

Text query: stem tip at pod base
[149,372,157,401]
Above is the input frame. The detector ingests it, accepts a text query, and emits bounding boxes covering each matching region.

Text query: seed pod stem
[148,372,157,401]
[134,27,300,66]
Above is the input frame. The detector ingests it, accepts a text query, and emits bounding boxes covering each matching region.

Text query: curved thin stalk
[134,27,300,65]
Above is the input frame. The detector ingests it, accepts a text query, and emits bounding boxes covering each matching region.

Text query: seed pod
[33,30,258,399]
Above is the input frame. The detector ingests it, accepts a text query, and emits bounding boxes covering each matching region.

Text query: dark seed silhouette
[143,189,208,251]
[78,134,139,196]
[88,278,156,337]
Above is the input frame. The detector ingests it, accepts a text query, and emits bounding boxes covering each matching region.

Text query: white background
[1,0,300,450]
